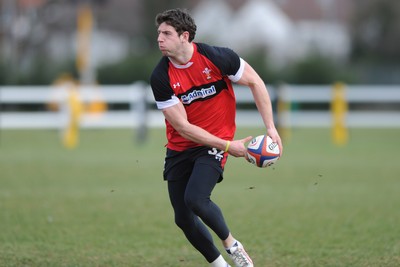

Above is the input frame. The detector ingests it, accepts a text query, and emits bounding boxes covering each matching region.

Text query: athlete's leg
[168,179,222,263]
[184,162,231,241]
[183,163,254,267]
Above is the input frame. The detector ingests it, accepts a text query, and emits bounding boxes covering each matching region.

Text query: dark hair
[155,8,197,42]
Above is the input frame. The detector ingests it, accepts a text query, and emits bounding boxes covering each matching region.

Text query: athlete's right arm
[162,103,251,157]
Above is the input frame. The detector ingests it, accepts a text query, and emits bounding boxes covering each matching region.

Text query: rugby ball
[247,135,280,168]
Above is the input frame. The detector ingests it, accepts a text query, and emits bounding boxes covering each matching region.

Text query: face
[157,22,185,57]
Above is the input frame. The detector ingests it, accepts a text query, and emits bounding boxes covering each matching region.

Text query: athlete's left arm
[236,61,283,155]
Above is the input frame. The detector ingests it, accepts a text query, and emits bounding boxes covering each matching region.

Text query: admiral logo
[173,82,181,88]
[181,85,216,104]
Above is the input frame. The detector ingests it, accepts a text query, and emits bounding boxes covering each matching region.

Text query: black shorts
[163,146,228,183]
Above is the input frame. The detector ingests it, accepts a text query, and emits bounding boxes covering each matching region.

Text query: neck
[169,42,194,65]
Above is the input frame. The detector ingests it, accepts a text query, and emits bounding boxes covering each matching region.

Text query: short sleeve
[196,43,242,78]
[150,58,180,109]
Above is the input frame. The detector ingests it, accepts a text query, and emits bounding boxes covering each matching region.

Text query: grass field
[1,127,399,267]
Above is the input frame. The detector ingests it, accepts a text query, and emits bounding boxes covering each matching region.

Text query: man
[150,8,282,267]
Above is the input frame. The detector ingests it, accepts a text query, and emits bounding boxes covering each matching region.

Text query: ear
[180,31,190,42]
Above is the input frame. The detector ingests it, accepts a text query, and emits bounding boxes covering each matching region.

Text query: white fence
[0,82,159,129]
[277,84,400,128]
[1,83,400,129]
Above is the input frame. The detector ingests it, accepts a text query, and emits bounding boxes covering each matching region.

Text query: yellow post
[76,4,107,115]
[48,73,82,149]
[76,3,93,78]
[331,82,349,145]
[277,84,291,142]
[63,85,83,149]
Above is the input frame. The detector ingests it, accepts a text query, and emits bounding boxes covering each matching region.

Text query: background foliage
[1,0,399,85]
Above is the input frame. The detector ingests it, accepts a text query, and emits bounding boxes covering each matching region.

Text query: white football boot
[226,241,254,267]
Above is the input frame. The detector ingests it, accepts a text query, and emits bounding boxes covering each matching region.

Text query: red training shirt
[150,42,244,151]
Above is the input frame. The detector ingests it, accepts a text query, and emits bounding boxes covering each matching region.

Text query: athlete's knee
[184,193,209,215]
[174,214,194,232]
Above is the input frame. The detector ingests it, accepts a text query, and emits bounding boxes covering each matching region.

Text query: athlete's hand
[267,128,283,157]
[227,136,253,158]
